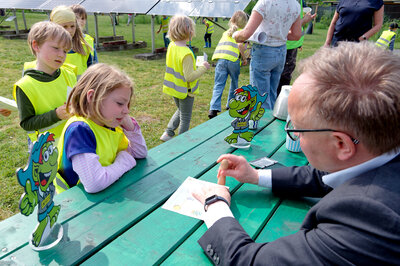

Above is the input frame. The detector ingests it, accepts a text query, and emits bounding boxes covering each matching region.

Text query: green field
[0,12,398,220]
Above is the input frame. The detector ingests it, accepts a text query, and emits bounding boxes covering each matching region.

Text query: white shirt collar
[322,150,400,188]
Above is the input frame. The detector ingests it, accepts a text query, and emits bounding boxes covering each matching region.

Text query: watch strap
[204,195,229,212]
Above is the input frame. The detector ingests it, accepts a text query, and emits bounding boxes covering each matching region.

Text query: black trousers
[277,48,298,96]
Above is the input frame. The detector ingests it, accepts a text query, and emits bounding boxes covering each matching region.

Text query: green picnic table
[0,110,316,265]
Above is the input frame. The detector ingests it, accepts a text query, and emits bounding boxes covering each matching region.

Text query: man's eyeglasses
[285,120,360,144]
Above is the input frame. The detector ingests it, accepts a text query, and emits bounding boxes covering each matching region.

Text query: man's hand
[192,184,231,205]
[216,154,259,185]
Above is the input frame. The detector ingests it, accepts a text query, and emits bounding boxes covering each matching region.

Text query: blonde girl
[160,15,210,142]
[208,11,248,119]
[56,63,147,194]
[50,5,94,77]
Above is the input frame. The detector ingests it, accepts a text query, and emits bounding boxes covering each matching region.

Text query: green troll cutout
[16,132,61,247]
[225,85,267,145]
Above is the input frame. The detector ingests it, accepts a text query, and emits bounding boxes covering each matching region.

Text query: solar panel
[147,0,196,16]
[37,0,83,11]
[147,0,250,17]
[0,0,46,9]
[190,0,249,18]
[81,0,159,14]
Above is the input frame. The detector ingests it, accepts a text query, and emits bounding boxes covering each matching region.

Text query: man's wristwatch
[362,35,367,40]
[204,195,229,212]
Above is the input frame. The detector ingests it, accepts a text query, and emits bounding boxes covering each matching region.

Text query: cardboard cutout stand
[16,132,63,251]
[225,85,267,149]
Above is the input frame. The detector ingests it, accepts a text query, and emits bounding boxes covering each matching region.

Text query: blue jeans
[250,44,286,110]
[163,33,170,48]
[209,59,240,111]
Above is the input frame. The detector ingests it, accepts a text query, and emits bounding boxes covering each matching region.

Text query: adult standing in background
[324,0,384,47]
[156,15,171,48]
[277,0,316,96]
[234,0,302,121]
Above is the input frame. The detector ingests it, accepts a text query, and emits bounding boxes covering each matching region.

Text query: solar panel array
[0,0,250,17]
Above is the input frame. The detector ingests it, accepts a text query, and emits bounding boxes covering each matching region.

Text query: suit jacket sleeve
[271,165,332,198]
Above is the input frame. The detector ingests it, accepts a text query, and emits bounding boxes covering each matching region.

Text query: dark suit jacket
[198,155,400,265]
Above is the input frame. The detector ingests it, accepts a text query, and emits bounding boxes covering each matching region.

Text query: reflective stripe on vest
[13,67,77,143]
[212,31,240,62]
[376,30,396,49]
[163,42,199,99]
[206,21,214,34]
[55,116,129,193]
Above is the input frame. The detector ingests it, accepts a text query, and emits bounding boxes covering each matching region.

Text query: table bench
[0,110,315,265]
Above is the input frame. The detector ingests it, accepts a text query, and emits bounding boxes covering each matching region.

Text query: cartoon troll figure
[225,85,267,144]
[16,132,60,247]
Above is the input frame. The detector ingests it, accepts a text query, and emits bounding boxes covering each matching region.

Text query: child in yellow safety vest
[160,15,210,142]
[56,63,148,194]
[203,18,215,48]
[208,11,248,119]
[376,22,398,51]
[50,5,94,78]
[70,4,99,64]
[13,21,77,149]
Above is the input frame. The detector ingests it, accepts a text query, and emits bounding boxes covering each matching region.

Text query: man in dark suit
[193,41,400,265]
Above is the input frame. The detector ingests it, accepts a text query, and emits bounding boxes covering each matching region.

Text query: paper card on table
[249,157,278,169]
[162,177,228,220]
[0,96,18,111]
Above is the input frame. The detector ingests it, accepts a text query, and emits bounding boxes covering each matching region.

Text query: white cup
[285,115,301,153]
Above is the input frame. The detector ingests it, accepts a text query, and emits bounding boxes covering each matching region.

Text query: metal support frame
[151,15,155,53]
[94,13,99,48]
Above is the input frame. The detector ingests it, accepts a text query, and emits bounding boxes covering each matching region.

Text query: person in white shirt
[233,0,302,118]
[193,41,400,265]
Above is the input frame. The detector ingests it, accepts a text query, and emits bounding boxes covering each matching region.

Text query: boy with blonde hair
[13,21,77,147]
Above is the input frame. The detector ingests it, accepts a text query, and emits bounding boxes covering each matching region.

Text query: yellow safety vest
[64,43,91,77]
[84,34,96,58]
[23,61,78,77]
[206,21,214,34]
[55,116,129,193]
[375,30,396,49]
[13,67,77,143]
[212,31,240,62]
[161,17,170,33]
[163,42,199,99]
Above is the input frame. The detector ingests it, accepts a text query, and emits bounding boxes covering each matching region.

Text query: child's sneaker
[160,132,173,142]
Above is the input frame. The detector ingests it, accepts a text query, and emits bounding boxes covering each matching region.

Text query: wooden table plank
[0,111,237,259]
[0,113,276,264]
[83,120,301,265]
[255,198,319,243]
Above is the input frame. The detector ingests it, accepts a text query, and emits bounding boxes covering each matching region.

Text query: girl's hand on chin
[120,115,136,131]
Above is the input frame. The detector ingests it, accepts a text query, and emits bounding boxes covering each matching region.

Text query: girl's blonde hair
[28,21,72,56]
[67,63,134,125]
[70,4,87,20]
[227,11,248,37]
[50,5,91,55]
[168,15,195,42]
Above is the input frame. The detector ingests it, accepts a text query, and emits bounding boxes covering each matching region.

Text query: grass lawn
[1,12,397,220]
